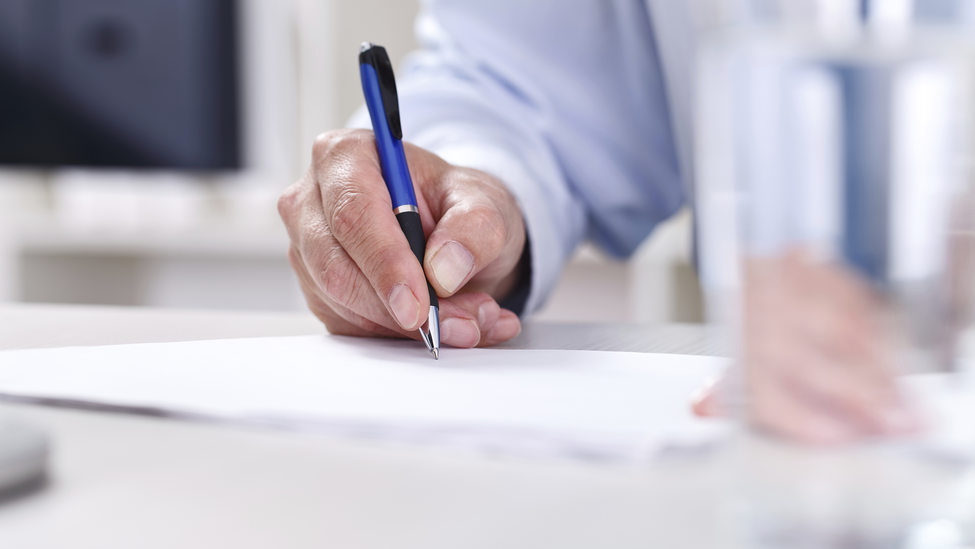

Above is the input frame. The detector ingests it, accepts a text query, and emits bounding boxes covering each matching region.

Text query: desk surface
[0,304,725,549]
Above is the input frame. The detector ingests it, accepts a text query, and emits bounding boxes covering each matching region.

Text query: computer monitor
[0,0,240,170]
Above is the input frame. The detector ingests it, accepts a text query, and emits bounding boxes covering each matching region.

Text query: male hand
[693,250,920,444]
[279,129,526,348]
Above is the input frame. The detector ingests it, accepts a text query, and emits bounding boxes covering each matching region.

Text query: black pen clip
[359,43,403,140]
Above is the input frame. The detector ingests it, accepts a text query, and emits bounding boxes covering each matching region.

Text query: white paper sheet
[0,335,731,463]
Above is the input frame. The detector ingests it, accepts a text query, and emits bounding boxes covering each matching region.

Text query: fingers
[291,238,521,348]
[484,310,522,346]
[749,356,912,445]
[446,292,522,346]
[283,175,421,335]
[438,302,482,348]
[313,132,432,331]
[740,250,920,444]
[280,129,527,348]
[750,369,863,444]
[691,376,725,418]
[287,244,405,339]
[751,345,910,440]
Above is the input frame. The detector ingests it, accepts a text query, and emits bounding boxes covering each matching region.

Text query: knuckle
[312,128,372,161]
[329,185,374,246]
[277,182,303,222]
[319,251,367,308]
[467,205,507,254]
[362,242,401,286]
[311,130,341,159]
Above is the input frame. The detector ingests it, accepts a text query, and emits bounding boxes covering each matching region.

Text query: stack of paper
[0,335,730,463]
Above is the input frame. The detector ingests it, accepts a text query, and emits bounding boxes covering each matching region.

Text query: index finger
[315,133,431,331]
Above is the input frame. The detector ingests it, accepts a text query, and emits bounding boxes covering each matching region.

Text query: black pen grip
[395,211,439,308]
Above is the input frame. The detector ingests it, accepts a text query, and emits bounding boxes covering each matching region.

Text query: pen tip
[432,348,439,360]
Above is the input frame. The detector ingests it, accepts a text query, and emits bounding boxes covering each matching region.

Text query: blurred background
[0,0,702,324]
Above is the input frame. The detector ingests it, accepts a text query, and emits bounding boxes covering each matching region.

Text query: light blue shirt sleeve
[349,0,683,314]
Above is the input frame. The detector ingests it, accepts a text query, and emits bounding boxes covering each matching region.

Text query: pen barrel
[396,211,440,308]
[377,140,417,209]
[360,62,418,210]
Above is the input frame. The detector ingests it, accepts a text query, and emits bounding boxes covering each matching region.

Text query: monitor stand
[0,411,48,495]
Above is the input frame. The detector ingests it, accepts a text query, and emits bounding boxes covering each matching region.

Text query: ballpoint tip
[432,348,439,360]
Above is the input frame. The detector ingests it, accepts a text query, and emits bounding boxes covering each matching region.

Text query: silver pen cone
[419,324,434,353]
[420,305,440,360]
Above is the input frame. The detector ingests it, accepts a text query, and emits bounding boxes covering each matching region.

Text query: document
[0,336,730,463]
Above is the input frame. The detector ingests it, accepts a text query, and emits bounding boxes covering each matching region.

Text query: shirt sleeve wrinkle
[351,0,684,313]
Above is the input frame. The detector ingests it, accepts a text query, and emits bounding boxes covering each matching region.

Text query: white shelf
[14,216,290,259]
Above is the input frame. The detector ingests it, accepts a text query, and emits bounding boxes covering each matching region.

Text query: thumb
[423,177,525,298]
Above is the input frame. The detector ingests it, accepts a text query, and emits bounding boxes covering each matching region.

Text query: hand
[278,129,526,348]
[693,250,920,444]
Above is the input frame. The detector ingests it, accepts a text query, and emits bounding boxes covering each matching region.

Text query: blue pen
[359,43,440,359]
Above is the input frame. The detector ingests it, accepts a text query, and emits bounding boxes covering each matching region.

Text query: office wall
[334,0,420,125]
[1,0,424,314]
[293,0,420,174]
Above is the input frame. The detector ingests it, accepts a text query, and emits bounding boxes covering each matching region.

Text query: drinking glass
[694,1,975,547]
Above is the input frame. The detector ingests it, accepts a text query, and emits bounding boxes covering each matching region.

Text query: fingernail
[441,318,480,348]
[388,284,421,330]
[485,314,521,342]
[430,241,474,294]
[477,303,491,327]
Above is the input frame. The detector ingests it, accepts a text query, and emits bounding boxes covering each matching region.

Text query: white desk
[0,304,725,549]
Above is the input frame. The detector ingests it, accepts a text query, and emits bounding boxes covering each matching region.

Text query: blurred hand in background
[694,250,920,444]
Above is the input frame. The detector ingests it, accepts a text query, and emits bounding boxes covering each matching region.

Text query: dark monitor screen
[0,0,240,171]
